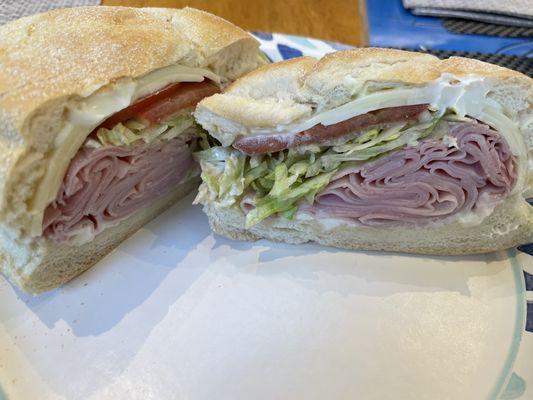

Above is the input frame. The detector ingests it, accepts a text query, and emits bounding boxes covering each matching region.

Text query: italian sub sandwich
[194,49,533,254]
[0,6,265,293]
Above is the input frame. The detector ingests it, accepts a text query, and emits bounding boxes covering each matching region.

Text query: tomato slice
[97,80,220,130]
[137,81,220,124]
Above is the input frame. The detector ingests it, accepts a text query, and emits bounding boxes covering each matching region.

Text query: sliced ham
[233,104,429,155]
[44,79,221,242]
[43,137,195,242]
[301,122,516,226]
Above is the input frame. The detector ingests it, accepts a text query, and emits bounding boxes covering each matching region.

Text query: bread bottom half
[204,193,533,255]
[1,179,198,294]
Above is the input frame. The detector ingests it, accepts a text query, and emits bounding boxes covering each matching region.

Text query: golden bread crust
[0,6,258,141]
[196,48,531,128]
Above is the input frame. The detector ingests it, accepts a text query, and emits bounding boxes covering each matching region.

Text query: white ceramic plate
[0,34,532,400]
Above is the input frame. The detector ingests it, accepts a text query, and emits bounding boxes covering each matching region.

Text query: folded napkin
[410,7,533,28]
[0,0,101,25]
[403,0,533,19]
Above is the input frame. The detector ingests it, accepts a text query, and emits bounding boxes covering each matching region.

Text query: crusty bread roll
[204,194,532,255]
[194,48,533,255]
[0,6,265,293]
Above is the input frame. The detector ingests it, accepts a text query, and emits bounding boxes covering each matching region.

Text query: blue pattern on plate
[276,44,303,59]
[500,373,527,400]
[252,32,345,62]
[282,35,316,50]
[527,303,533,333]
[518,244,533,256]
[524,271,533,291]
[253,32,273,41]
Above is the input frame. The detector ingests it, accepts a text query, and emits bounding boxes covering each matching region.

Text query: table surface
[102,0,368,46]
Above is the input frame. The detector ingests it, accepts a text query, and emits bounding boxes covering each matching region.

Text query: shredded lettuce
[258,51,271,64]
[246,165,336,227]
[320,117,443,167]
[195,112,448,227]
[195,148,247,208]
[95,113,195,147]
[194,146,340,227]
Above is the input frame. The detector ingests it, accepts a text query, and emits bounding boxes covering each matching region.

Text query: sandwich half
[0,6,265,293]
[194,49,533,255]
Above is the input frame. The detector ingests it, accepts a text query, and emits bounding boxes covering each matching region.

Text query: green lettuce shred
[246,165,336,227]
[195,112,447,227]
[319,118,442,167]
[194,146,340,227]
[95,113,195,147]
[258,51,271,64]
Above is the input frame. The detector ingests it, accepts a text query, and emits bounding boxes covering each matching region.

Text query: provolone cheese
[235,74,522,159]
[30,65,220,236]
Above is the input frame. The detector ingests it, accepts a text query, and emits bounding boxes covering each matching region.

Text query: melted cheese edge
[30,64,220,237]
[219,74,523,159]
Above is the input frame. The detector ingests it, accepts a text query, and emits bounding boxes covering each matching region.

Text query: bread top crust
[196,48,532,128]
[0,6,260,143]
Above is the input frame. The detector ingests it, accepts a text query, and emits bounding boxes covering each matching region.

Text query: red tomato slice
[137,81,220,125]
[97,80,220,130]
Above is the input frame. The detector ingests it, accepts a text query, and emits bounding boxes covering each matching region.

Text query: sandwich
[194,49,533,255]
[0,6,265,293]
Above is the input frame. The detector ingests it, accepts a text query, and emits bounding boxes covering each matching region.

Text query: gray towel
[0,0,101,25]
[410,7,533,28]
[403,0,533,19]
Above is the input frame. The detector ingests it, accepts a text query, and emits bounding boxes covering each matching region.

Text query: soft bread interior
[1,180,197,294]
[204,193,533,255]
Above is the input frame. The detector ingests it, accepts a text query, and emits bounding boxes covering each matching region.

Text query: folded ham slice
[43,138,195,242]
[302,122,516,226]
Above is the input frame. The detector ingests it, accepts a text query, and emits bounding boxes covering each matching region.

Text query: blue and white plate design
[252,32,351,62]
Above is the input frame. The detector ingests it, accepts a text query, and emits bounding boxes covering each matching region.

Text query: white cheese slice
[30,65,220,237]
[242,74,522,160]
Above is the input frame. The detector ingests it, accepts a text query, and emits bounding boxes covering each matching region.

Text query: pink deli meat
[43,138,195,242]
[301,122,516,226]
